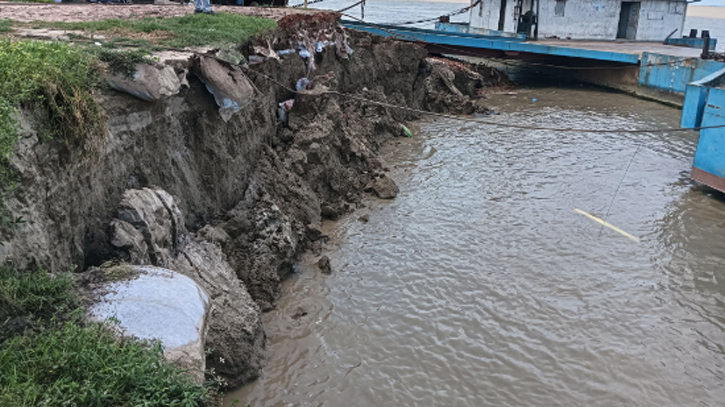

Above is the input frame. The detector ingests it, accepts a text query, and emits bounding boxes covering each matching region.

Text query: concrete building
[469,0,689,41]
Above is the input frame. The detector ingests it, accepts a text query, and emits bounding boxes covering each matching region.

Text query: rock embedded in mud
[318,255,332,274]
[87,265,211,384]
[168,237,266,389]
[291,306,308,320]
[109,218,148,264]
[359,214,370,223]
[116,187,184,267]
[197,224,230,248]
[305,223,326,241]
[321,204,341,220]
[371,176,399,199]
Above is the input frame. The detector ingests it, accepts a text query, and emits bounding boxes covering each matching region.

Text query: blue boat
[681,68,725,193]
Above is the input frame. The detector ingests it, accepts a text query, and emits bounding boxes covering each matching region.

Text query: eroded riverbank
[0,9,507,399]
[227,86,725,407]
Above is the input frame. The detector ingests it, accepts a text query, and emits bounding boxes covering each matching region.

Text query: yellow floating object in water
[573,208,641,242]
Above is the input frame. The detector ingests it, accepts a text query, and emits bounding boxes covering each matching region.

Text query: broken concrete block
[87,266,211,383]
[107,64,182,102]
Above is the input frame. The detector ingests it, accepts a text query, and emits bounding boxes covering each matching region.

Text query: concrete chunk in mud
[106,64,182,102]
[110,187,266,388]
[87,265,210,384]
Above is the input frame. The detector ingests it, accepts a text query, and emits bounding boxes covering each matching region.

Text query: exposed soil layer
[2,25,507,387]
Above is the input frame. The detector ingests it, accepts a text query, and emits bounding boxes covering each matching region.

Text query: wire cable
[291,0,328,8]
[386,0,481,26]
[55,22,719,134]
[242,67,725,134]
[598,138,644,238]
[337,0,364,13]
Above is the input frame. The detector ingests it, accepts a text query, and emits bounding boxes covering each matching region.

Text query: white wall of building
[635,0,687,41]
[469,0,687,41]
[538,0,621,40]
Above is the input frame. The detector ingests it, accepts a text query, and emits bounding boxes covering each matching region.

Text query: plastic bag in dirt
[296,78,311,92]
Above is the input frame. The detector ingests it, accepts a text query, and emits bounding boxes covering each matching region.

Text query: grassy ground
[0,38,105,158]
[28,13,278,48]
[0,20,11,33]
[0,266,217,407]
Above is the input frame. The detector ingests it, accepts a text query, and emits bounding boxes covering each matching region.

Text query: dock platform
[343,20,702,66]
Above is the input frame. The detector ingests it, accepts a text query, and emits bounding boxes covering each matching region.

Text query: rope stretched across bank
[291,0,328,8]
[337,0,365,14]
[242,68,725,134]
[387,0,482,26]
[64,34,718,134]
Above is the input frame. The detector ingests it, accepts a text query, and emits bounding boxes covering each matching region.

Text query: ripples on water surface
[227,87,725,407]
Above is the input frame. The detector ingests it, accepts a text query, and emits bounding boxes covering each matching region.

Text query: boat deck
[538,40,703,59]
[344,21,704,65]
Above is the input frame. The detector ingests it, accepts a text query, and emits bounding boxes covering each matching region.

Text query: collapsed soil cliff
[1,21,507,388]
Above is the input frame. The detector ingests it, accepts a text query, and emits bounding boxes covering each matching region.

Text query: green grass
[34,13,278,48]
[0,20,12,33]
[0,266,77,326]
[0,323,214,407]
[0,266,216,407]
[0,39,105,162]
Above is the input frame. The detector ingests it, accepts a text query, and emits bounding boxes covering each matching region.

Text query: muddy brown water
[226,86,725,407]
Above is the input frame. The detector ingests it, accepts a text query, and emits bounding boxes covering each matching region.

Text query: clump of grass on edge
[0,266,77,325]
[0,19,13,33]
[34,12,278,48]
[96,47,156,78]
[0,266,217,407]
[0,39,106,164]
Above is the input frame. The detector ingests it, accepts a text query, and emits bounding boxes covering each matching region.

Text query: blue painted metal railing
[639,53,725,94]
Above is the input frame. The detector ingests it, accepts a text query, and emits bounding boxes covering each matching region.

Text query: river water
[226,86,725,406]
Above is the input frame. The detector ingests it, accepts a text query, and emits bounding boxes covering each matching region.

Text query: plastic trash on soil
[296,77,311,91]
[277,12,354,74]
[192,56,255,122]
[277,99,294,124]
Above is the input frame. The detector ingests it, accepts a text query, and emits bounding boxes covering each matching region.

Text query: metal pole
[528,0,534,40]
[534,0,539,40]
[702,36,711,59]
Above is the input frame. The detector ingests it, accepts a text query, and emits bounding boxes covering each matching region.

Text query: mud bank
[1,17,507,388]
